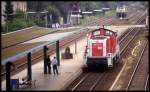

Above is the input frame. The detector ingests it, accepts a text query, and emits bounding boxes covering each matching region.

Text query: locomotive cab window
[105,31,112,36]
[92,31,100,38]
[93,31,100,36]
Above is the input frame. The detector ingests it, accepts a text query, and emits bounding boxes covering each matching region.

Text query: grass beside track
[1,27,80,61]
[2,42,45,60]
[80,9,115,26]
[2,27,54,48]
[2,27,80,49]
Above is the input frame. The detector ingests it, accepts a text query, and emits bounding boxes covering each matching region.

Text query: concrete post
[43,45,48,74]
[27,52,32,81]
[56,40,60,66]
[6,62,13,91]
[86,34,88,45]
[75,40,77,54]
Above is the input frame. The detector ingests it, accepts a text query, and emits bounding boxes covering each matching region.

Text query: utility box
[10,79,19,90]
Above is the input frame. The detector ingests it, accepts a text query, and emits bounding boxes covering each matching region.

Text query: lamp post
[49,14,52,28]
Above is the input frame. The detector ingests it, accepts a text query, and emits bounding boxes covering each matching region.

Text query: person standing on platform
[51,56,59,75]
[47,55,51,74]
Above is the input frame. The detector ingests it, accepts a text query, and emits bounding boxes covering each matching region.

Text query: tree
[27,1,46,25]
[47,5,60,24]
[50,2,72,24]
[4,1,14,22]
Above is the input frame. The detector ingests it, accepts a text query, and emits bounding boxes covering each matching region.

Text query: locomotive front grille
[86,57,108,67]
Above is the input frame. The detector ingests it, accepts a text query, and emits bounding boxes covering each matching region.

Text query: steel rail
[125,40,148,91]
[120,10,146,54]
[71,73,89,91]
[120,28,140,54]
[119,28,134,44]
[144,74,149,90]
[89,73,106,91]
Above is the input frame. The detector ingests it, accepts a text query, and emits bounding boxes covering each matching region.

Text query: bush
[7,18,28,32]
[2,10,35,33]
[3,18,35,33]
[1,24,6,33]
[48,5,60,24]
[14,10,25,18]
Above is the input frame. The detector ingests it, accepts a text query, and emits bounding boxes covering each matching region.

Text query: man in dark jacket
[47,55,51,74]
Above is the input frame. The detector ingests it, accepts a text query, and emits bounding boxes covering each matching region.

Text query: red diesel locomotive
[84,26,120,67]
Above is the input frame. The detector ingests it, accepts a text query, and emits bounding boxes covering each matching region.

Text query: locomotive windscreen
[92,30,100,36]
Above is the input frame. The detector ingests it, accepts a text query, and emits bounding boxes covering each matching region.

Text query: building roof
[93,10,102,12]
[82,11,93,14]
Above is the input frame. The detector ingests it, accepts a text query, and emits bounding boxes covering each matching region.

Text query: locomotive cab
[85,27,120,68]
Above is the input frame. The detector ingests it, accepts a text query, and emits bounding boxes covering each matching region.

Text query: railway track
[145,75,149,90]
[2,27,57,49]
[126,41,148,91]
[119,27,140,54]
[109,27,148,91]
[66,27,144,91]
[65,13,147,90]
[93,28,148,91]
[71,72,105,91]
[106,8,137,25]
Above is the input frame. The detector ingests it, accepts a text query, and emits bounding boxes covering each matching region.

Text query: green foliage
[80,15,101,26]
[14,9,25,18]
[80,2,100,11]
[7,18,28,32]
[2,24,6,33]
[3,10,35,33]
[4,1,14,22]
[47,5,60,23]
[27,1,120,24]
[80,9,115,26]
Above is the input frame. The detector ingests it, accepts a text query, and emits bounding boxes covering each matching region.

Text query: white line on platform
[109,61,127,91]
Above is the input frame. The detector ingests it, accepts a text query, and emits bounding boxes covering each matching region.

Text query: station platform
[2,36,87,91]
[2,26,131,91]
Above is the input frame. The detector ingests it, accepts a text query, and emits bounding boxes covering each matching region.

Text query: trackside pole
[6,61,13,91]
[56,40,60,66]
[75,40,77,54]
[27,52,32,81]
[43,45,48,74]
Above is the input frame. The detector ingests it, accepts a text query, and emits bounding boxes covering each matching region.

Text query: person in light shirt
[51,56,59,75]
